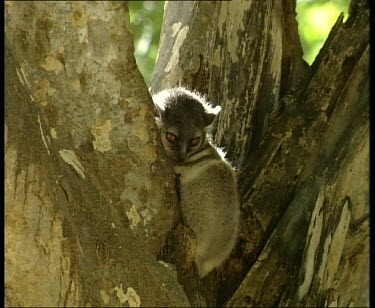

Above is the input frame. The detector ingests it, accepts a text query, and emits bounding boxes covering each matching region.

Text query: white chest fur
[174,154,240,278]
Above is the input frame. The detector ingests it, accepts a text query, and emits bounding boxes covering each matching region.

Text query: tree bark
[5,2,189,307]
[152,0,369,307]
[5,0,369,307]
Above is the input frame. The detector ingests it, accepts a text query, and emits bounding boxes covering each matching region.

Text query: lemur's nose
[177,151,186,162]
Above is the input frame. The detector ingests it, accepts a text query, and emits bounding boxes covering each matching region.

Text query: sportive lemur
[153,87,240,278]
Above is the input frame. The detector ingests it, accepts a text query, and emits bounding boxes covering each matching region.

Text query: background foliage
[129,0,350,86]
[129,1,164,86]
[296,0,350,64]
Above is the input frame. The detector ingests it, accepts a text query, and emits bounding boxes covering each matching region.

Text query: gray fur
[153,87,240,278]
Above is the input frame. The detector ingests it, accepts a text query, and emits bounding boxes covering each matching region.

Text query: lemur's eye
[190,137,200,146]
[166,132,177,144]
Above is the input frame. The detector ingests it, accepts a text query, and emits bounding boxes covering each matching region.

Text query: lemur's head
[153,87,221,163]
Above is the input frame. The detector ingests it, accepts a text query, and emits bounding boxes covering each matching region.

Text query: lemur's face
[159,124,206,162]
[153,88,219,163]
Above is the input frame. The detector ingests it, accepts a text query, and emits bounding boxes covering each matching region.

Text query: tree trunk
[6,0,369,307]
[152,0,369,307]
[5,2,189,307]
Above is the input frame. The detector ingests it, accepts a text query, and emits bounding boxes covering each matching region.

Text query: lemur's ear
[204,105,221,127]
[154,104,164,128]
[204,113,217,126]
[153,104,162,117]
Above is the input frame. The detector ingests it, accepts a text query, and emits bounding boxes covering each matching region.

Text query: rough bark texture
[5,2,189,307]
[6,0,369,307]
[152,0,369,307]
